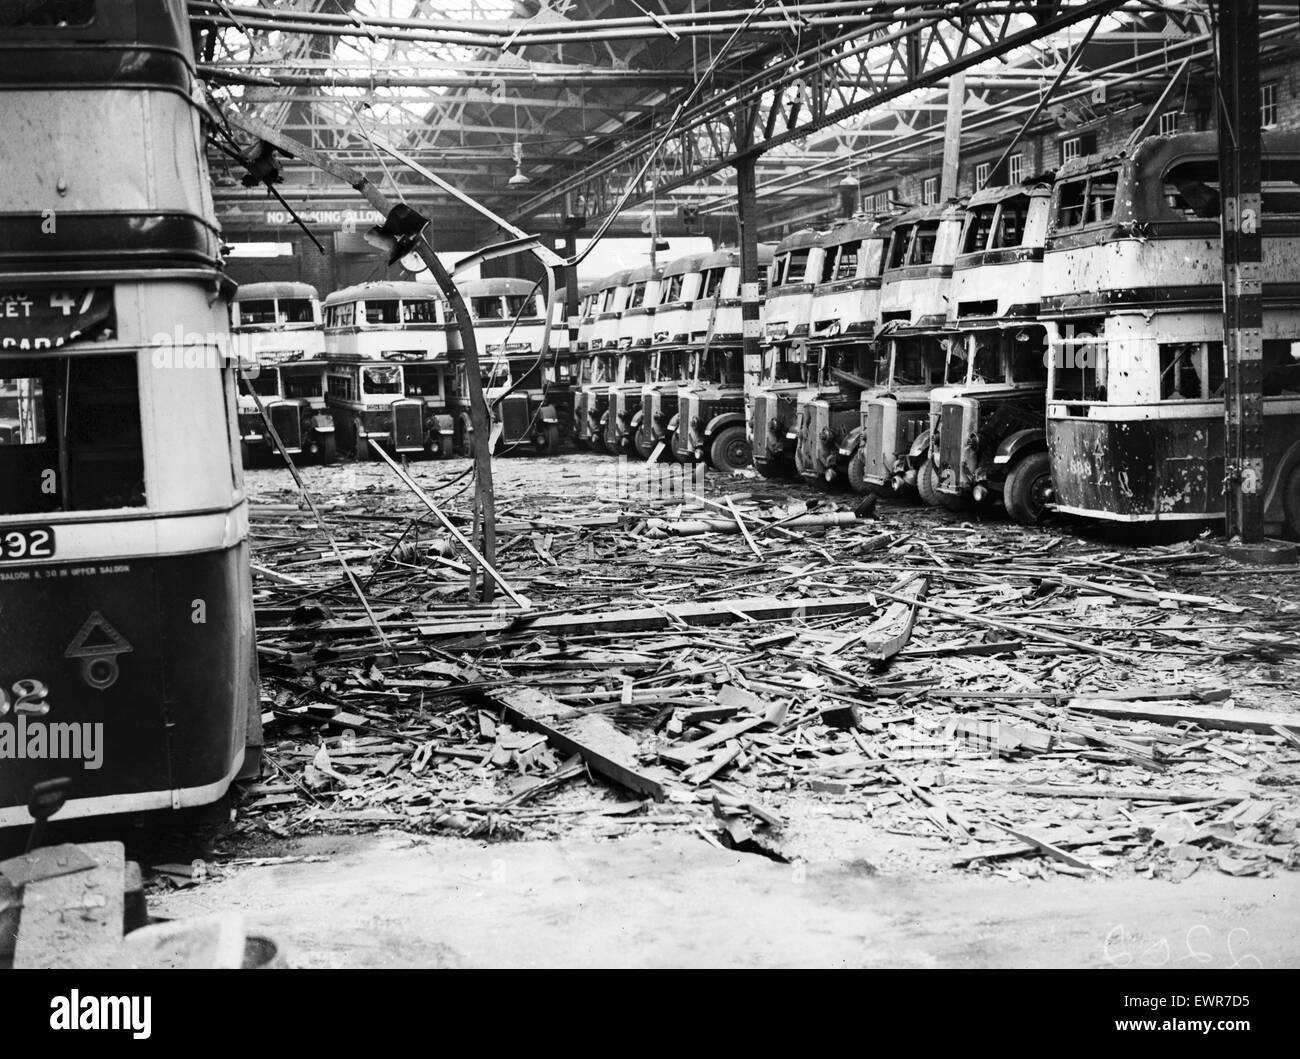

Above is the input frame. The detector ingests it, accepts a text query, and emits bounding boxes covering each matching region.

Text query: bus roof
[1053,130,1300,222]
[324,281,443,305]
[818,216,886,246]
[774,229,821,253]
[660,253,706,278]
[1131,129,1300,178]
[625,264,664,283]
[887,200,965,228]
[592,269,633,292]
[235,282,320,302]
[965,179,1054,210]
[698,244,776,270]
[0,0,194,74]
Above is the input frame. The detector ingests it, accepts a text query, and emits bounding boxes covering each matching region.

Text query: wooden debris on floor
[230,459,1300,880]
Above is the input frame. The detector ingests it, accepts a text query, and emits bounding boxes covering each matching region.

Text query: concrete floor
[153,831,1300,968]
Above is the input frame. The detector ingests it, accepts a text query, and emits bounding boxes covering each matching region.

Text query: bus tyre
[754,457,782,479]
[709,425,752,474]
[846,449,869,494]
[917,460,941,507]
[1283,464,1300,538]
[1004,451,1053,525]
[354,435,370,461]
[438,434,453,460]
[627,433,646,460]
[239,441,253,467]
[537,424,561,456]
[318,433,337,464]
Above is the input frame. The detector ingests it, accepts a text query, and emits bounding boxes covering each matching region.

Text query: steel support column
[1217,0,1264,543]
[939,71,964,201]
[735,151,763,439]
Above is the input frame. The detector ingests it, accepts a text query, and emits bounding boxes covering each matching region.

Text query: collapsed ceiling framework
[198,1,1300,253]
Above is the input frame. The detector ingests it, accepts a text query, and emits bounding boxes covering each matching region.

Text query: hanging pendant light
[507,140,531,186]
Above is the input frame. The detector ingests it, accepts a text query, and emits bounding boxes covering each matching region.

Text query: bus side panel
[1049,416,1224,519]
[0,545,249,824]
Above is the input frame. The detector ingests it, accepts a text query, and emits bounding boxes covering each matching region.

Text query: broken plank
[858,575,928,662]
[869,587,1134,661]
[1016,784,1248,803]
[422,593,883,638]
[990,822,1097,871]
[1067,698,1300,735]
[488,686,665,801]
[952,826,1137,865]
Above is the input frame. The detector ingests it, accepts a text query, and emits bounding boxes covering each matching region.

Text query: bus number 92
[0,526,56,561]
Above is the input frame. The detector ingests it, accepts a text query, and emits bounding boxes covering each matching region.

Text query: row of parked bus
[230,277,575,463]
[572,130,1300,538]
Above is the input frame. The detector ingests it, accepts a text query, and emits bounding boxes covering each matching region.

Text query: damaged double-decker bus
[925,179,1053,521]
[610,264,673,459]
[0,0,258,827]
[671,246,773,472]
[1044,131,1300,535]
[579,270,632,451]
[449,278,564,455]
[574,346,615,451]
[572,284,613,450]
[790,218,891,489]
[850,201,964,496]
[230,281,335,464]
[323,281,455,459]
[640,253,704,461]
[750,229,821,478]
[603,269,656,456]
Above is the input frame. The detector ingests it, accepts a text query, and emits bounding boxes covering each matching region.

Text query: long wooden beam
[418,593,884,638]
[488,687,666,801]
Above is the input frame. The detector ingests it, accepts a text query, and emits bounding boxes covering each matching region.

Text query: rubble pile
[232,459,1300,881]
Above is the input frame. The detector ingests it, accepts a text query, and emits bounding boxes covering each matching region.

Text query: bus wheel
[633,430,656,461]
[457,414,473,457]
[354,435,370,461]
[318,434,337,464]
[590,430,608,454]
[536,424,561,456]
[239,441,254,467]
[709,425,752,474]
[917,460,942,507]
[437,435,453,459]
[754,457,783,479]
[1003,451,1053,525]
[1282,464,1300,538]
[846,449,870,494]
